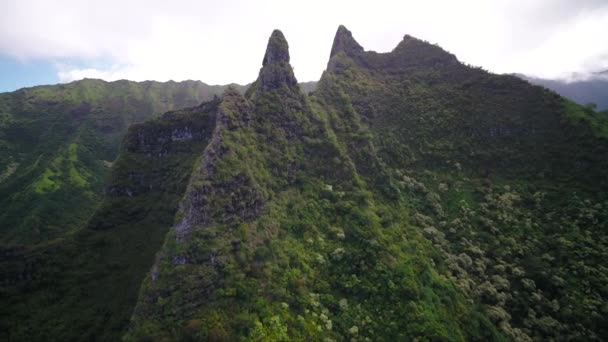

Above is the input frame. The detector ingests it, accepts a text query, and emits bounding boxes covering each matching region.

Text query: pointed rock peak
[394,34,424,50]
[392,33,459,65]
[330,25,364,58]
[263,29,290,66]
[255,29,298,92]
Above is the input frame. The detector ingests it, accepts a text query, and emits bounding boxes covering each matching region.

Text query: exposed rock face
[258,29,298,91]
[92,102,218,232]
[173,88,262,243]
[168,31,305,244]
[330,25,364,58]
[102,98,219,200]
[127,30,319,336]
[262,29,290,66]
[329,26,458,73]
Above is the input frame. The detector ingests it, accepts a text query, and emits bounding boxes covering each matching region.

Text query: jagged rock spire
[330,25,364,58]
[263,29,290,66]
[257,29,298,91]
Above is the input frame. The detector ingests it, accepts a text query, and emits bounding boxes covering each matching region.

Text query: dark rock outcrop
[173,88,261,243]
[258,29,298,91]
[329,25,458,73]
[330,25,364,58]
[262,29,290,66]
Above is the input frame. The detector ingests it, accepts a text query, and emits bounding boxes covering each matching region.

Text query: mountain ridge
[1,26,607,341]
[514,73,608,111]
[0,78,244,244]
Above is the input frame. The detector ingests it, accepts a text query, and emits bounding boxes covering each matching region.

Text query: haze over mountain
[1,25,607,342]
[515,72,608,111]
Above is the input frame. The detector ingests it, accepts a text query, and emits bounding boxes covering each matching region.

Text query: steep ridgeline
[126,30,501,341]
[0,79,241,244]
[315,26,608,340]
[321,26,608,185]
[1,99,219,340]
[3,27,608,342]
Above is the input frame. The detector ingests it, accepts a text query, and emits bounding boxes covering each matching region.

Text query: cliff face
[1,97,220,341]
[3,26,608,342]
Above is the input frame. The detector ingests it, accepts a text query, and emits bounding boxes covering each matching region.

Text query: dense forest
[1,26,607,341]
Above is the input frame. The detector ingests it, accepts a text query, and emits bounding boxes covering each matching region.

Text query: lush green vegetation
[2,26,608,341]
[1,100,218,341]
[125,30,501,341]
[313,26,608,340]
[0,79,238,244]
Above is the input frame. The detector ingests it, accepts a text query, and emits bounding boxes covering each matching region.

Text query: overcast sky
[0,0,607,92]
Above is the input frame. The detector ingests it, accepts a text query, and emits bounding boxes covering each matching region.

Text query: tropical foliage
[2,27,607,341]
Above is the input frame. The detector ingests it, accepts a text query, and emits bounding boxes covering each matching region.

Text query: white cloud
[55,64,135,83]
[1,0,607,84]
[491,4,608,79]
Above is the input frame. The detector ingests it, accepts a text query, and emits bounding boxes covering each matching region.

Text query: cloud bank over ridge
[1,0,607,86]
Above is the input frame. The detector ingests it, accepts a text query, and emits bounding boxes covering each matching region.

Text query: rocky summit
[2,26,608,342]
[329,25,364,58]
[258,30,298,91]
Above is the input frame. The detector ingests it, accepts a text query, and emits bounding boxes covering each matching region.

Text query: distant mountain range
[514,72,608,111]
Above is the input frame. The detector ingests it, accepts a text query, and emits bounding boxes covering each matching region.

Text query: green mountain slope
[0,79,242,244]
[2,26,608,342]
[125,29,501,342]
[317,26,608,340]
[1,98,219,340]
